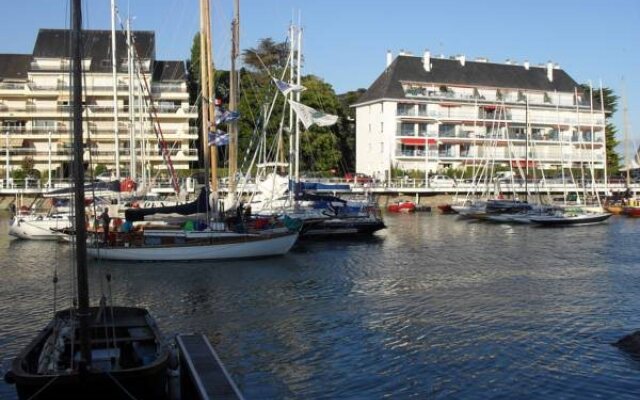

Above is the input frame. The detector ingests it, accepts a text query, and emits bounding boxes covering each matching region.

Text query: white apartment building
[0,29,198,187]
[353,51,606,181]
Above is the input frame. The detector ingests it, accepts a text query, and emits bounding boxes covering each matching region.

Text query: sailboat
[3,2,170,398]
[85,0,300,262]
[245,24,385,237]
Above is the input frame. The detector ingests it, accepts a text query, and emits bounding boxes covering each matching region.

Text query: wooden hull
[5,307,169,400]
[87,231,299,261]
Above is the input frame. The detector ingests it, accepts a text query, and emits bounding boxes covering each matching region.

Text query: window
[397,103,413,116]
[399,123,415,136]
[439,124,456,137]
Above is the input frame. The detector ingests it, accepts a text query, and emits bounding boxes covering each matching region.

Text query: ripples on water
[1,212,640,399]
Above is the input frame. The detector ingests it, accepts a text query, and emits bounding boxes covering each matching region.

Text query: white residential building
[0,28,198,187]
[352,51,606,181]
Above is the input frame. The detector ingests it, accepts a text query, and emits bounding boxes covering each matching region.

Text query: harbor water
[1,212,640,399]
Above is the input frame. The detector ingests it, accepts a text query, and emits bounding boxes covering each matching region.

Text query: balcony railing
[0,126,199,136]
[402,89,593,108]
[0,104,197,115]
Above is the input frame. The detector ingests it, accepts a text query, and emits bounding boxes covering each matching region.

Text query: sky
[0,0,638,161]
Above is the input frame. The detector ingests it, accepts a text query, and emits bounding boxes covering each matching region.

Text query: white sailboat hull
[87,231,299,261]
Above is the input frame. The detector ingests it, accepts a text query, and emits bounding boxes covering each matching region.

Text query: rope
[25,375,61,400]
[106,372,139,400]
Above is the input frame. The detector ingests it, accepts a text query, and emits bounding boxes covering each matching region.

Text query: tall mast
[600,83,608,189]
[228,0,239,198]
[111,0,120,180]
[524,94,529,202]
[126,18,136,180]
[199,0,210,199]
[294,24,302,184]
[205,0,217,206]
[71,0,91,370]
[287,23,295,205]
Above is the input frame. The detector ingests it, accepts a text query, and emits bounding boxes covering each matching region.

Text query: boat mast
[228,0,239,200]
[600,82,608,190]
[524,94,529,202]
[294,22,302,185]
[71,0,92,370]
[287,22,295,205]
[199,0,212,216]
[111,0,120,181]
[127,18,136,181]
[204,0,218,211]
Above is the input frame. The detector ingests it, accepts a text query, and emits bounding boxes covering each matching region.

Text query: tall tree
[336,88,366,173]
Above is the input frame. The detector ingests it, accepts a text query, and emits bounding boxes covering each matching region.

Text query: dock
[176,334,244,400]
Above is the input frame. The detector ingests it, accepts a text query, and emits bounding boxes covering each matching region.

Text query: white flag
[288,100,338,129]
[273,78,306,96]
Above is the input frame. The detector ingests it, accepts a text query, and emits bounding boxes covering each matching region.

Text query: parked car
[429,175,456,187]
[344,172,374,184]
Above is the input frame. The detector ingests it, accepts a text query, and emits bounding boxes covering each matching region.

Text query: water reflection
[1,213,640,399]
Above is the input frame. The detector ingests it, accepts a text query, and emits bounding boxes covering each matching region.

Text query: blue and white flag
[288,100,338,129]
[273,78,306,96]
[214,107,240,125]
[208,130,230,146]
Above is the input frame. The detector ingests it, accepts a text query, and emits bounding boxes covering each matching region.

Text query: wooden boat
[5,307,169,400]
[87,227,300,261]
[387,200,416,213]
[3,3,170,397]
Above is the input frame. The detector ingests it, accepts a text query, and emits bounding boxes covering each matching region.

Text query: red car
[344,173,374,184]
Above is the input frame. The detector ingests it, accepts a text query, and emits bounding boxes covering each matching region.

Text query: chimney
[546,61,553,82]
[386,50,392,68]
[457,54,466,66]
[423,49,431,72]
[523,60,530,70]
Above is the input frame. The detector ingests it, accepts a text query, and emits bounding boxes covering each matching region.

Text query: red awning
[401,138,425,145]
[400,138,437,145]
[511,160,537,167]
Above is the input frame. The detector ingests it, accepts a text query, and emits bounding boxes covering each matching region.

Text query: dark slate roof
[356,55,579,104]
[152,61,186,82]
[0,54,32,81]
[32,29,155,72]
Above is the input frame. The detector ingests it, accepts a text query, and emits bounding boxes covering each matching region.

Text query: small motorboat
[387,200,416,213]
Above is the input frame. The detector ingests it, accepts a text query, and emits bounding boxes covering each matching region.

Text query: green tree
[336,88,366,173]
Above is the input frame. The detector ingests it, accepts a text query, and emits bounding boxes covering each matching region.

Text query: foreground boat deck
[176,334,244,400]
